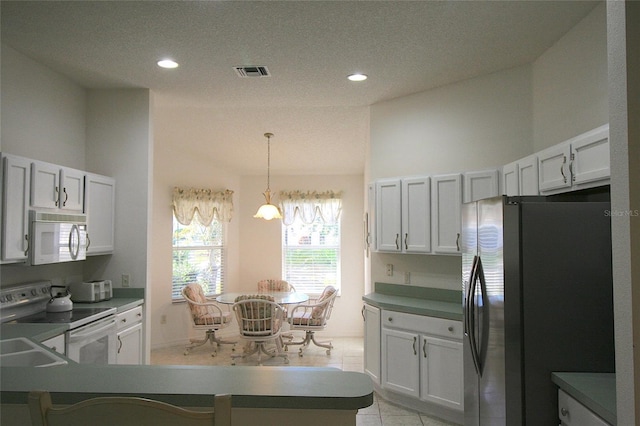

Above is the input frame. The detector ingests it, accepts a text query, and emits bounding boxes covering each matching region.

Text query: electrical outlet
[121,274,130,287]
[404,272,411,284]
[160,315,167,324]
[386,264,393,276]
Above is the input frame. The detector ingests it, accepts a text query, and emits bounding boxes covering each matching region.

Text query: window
[282,216,340,296]
[172,216,225,300]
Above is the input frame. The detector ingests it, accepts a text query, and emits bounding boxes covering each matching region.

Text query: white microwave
[30,211,87,265]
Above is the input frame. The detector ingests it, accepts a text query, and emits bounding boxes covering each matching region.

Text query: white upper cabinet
[1,154,31,263]
[84,173,116,255]
[538,124,609,195]
[375,177,431,253]
[502,155,539,196]
[31,161,84,212]
[463,169,499,203]
[431,173,462,255]
[401,177,431,253]
[375,179,402,252]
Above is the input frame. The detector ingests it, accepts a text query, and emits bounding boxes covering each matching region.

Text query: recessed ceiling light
[347,73,367,82]
[157,59,179,69]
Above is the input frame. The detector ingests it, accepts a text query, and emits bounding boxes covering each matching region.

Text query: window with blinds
[172,216,225,300]
[282,217,340,296]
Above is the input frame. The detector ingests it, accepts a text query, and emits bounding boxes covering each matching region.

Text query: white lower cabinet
[363,304,381,384]
[558,390,610,426]
[380,310,463,411]
[116,305,143,365]
[41,334,66,356]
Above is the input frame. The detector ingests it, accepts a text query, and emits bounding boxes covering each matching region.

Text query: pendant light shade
[254,133,282,220]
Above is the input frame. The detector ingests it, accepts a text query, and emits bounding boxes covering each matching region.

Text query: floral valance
[172,187,234,225]
[278,190,343,226]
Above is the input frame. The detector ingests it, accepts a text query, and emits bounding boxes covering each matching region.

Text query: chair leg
[185,330,237,357]
[231,340,289,365]
[284,331,333,357]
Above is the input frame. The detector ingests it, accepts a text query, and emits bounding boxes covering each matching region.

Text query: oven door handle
[68,318,116,341]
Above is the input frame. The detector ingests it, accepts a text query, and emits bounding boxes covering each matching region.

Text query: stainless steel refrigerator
[462,195,615,425]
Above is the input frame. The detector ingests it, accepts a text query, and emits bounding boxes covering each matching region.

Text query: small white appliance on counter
[69,280,113,303]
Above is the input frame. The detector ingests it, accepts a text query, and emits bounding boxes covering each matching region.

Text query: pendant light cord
[265,132,273,192]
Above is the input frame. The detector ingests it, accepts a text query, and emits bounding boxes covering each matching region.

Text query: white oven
[66,315,117,364]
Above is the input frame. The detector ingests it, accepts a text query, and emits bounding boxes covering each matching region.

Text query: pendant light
[254,132,282,220]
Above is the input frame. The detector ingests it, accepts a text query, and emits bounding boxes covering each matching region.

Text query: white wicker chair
[285,285,337,357]
[231,295,289,365]
[182,283,236,357]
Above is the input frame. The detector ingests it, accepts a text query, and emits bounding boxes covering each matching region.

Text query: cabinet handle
[456,233,460,251]
[413,336,417,355]
[395,234,399,250]
[560,407,569,417]
[121,318,127,323]
[86,234,91,250]
[55,187,59,207]
[137,313,142,318]
[404,233,408,250]
[560,155,567,183]
[117,335,123,354]
[388,317,393,322]
[423,339,427,358]
[448,326,454,333]
[24,234,30,256]
[361,306,365,321]
[62,187,68,206]
[569,159,575,182]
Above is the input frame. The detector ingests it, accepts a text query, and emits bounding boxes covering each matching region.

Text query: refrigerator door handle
[466,255,482,375]
[463,256,477,337]
[472,256,487,376]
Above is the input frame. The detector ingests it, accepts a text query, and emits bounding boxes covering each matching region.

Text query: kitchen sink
[0,338,67,367]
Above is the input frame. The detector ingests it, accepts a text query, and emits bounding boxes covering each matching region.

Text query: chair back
[311,285,337,326]
[28,390,231,426]
[257,279,294,293]
[182,284,226,327]
[232,295,285,337]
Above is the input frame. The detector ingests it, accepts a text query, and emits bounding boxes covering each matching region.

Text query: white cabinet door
[42,334,66,356]
[420,336,463,410]
[60,168,85,211]
[518,155,539,196]
[431,173,462,255]
[402,177,431,253]
[1,154,31,262]
[84,173,115,255]
[117,323,143,365]
[538,142,572,193]
[558,390,610,426]
[570,124,610,187]
[363,304,381,384]
[382,327,420,398]
[463,170,499,203]
[375,179,402,252]
[31,161,84,211]
[502,162,519,196]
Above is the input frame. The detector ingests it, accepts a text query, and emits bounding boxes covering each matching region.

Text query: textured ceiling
[1,1,599,175]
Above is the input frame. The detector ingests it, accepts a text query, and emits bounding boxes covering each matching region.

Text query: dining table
[216,291,309,305]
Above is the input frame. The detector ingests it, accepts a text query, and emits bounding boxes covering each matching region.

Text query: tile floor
[151,336,459,426]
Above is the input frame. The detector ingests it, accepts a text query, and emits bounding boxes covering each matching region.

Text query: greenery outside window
[172,216,225,300]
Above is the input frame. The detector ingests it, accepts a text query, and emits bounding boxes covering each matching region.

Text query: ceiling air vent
[233,66,270,78]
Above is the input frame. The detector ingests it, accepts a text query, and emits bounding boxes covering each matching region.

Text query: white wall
[238,174,365,338]
[0,45,87,287]
[150,116,241,347]
[532,2,609,151]
[367,4,609,292]
[607,1,640,423]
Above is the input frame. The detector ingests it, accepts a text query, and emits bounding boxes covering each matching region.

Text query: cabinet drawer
[558,390,610,426]
[116,306,143,331]
[382,310,462,340]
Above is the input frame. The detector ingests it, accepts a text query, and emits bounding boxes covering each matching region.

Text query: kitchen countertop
[1,293,374,412]
[1,364,373,410]
[363,282,462,321]
[552,372,616,425]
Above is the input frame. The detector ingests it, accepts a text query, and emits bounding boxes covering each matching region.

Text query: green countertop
[1,365,373,410]
[552,372,616,425]
[1,295,373,411]
[363,282,463,321]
